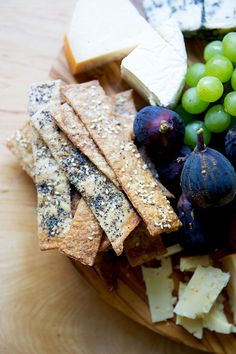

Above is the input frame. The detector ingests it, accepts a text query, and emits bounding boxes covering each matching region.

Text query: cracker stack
[7,79,181,286]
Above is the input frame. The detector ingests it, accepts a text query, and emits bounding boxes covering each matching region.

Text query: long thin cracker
[111,90,136,120]
[7,122,35,179]
[53,103,119,188]
[31,126,72,250]
[60,198,102,266]
[30,105,140,255]
[63,81,181,236]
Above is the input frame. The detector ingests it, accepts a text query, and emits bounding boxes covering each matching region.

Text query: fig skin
[177,194,223,255]
[180,129,236,208]
[133,106,185,157]
[225,125,236,167]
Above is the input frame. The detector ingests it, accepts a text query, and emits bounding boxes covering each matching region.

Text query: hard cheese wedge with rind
[65,0,152,74]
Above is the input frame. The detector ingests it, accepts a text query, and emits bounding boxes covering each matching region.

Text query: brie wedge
[121,22,187,107]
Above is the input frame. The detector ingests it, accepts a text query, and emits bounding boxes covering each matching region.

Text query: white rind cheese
[142,257,174,322]
[121,25,187,108]
[65,0,152,73]
[180,255,212,272]
[174,265,230,319]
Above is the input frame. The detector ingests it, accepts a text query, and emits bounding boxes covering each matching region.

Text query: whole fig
[180,128,236,208]
[225,125,236,167]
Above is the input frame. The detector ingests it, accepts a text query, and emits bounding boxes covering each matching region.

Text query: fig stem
[196,128,206,152]
[159,121,171,133]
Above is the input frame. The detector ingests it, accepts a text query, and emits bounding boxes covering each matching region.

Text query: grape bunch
[178,32,236,149]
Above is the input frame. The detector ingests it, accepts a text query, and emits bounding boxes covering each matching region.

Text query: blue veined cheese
[121,25,187,107]
[143,0,203,33]
[142,257,175,322]
[203,0,236,31]
[174,265,230,319]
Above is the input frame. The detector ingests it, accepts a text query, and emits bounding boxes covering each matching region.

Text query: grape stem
[196,128,206,152]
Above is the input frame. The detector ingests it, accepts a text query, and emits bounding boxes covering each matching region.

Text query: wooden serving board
[48,3,236,353]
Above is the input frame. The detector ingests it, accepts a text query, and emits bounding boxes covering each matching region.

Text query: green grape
[174,104,193,124]
[204,40,223,61]
[184,120,211,148]
[186,63,206,87]
[204,104,231,133]
[197,76,223,102]
[231,69,236,91]
[205,55,233,83]
[223,32,236,62]
[182,87,209,114]
[224,92,236,116]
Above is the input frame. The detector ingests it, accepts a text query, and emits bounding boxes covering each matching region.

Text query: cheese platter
[7,0,236,353]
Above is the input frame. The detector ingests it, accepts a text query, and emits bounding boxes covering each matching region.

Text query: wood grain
[0,1,233,354]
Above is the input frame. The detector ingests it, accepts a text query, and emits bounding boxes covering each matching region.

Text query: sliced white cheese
[174,265,230,319]
[65,0,152,73]
[180,255,212,272]
[203,0,236,30]
[176,282,203,339]
[142,257,174,322]
[143,0,203,33]
[221,254,236,323]
[121,26,187,107]
[156,243,183,260]
[203,296,236,334]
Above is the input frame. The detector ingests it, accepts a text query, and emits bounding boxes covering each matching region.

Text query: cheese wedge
[121,23,187,107]
[221,253,236,323]
[180,255,212,272]
[65,0,152,74]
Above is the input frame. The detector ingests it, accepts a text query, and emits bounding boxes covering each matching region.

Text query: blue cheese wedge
[142,257,174,322]
[30,105,140,256]
[65,0,152,74]
[31,126,72,250]
[121,25,187,108]
[174,266,230,319]
[143,0,203,33]
[180,255,212,272]
[203,0,236,32]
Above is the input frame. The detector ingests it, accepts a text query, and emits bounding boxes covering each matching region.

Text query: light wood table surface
[0,1,204,353]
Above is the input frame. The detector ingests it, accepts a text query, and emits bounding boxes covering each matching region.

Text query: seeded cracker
[7,122,35,179]
[111,90,136,120]
[27,80,74,249]
[62,81,181,236]
[31,126,72,249]
[124,223,167,267]
[31,105,140,255]
[53,103,120,188]
[60,198,103,266]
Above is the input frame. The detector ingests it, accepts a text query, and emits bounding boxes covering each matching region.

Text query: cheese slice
[142,257,174,322]
[180,255,212,272]
[221,254,236,323]
[203,0,236,31]
[121,25,187,108]
[203,296,236,334]
[174,265,230,319]
[156,244,183,260]
[65,0,152,74]
[176,282,203,339]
